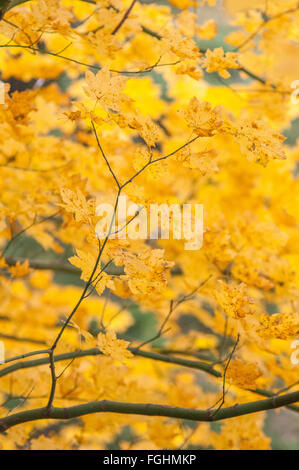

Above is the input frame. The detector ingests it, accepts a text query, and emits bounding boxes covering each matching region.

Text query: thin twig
[209,334,240,418]
[111,0,137,35]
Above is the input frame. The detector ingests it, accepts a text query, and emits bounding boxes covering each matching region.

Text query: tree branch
[111,0,137,35]
[0,347,220,379]
[1,1,275,86]
[1,390,299,432]
[1,346,298,414]
[4,256,124,276]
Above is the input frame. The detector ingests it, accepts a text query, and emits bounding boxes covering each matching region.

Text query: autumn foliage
[0,0,299,450]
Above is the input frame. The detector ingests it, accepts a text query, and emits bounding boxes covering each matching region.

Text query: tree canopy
[0,0,298,450]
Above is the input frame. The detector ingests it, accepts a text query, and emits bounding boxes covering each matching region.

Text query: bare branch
[1,389,299,432]
[111,0,138,35]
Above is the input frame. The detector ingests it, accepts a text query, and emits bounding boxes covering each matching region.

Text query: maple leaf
[97,330,133,362]
[84,67,130,112]
[7,90,37,124]
[257,312,299,340]
[9,260,32,278]
[128,111,162,147]
[59,188,93,224]
[202,47,239,78]
[226,359,262,388]
[31,0,73,34]
[197,20,218,40]
[68,249,101,282]
[124,248,174,298]
[215,280,255,319]
[179,97,223,136]
[0,256,7,268]
[161,27,201,60]
[236,120,286,166]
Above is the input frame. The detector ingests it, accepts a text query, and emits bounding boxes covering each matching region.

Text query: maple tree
[0,0,298,450]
